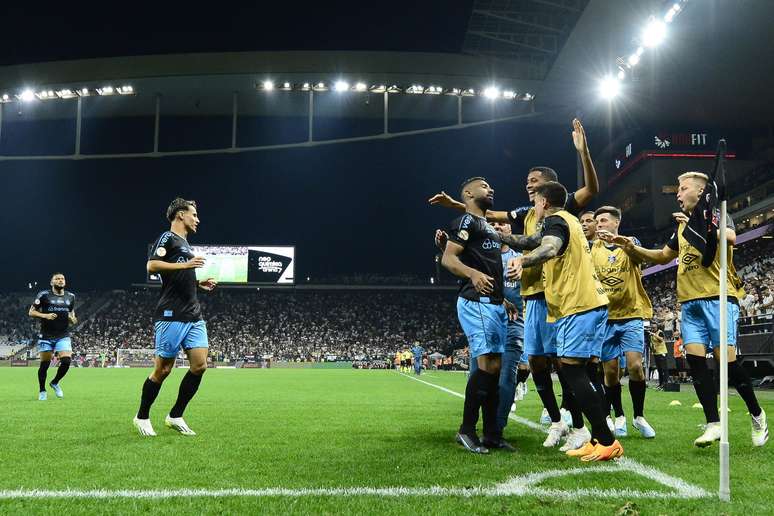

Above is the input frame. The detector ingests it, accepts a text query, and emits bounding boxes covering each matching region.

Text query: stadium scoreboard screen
[147,245,295,284]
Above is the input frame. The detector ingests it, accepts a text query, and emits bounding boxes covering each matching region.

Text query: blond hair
[677,171,709,184]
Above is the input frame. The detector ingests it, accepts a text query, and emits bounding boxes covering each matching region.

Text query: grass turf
[0,367,772,515]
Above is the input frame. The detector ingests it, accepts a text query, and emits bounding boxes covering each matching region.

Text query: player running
[598,171,767,447]
[591,206,656,439]
[29,273,77,400]
[133,198,217,437]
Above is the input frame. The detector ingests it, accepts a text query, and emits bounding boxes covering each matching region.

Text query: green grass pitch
[1,368,772,515]
[195,255,247,283]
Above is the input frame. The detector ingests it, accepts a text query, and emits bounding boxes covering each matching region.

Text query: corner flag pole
[717,139,730,502]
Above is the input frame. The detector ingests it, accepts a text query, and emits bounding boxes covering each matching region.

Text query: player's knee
[190,362,207,375]
[603,366,619,386]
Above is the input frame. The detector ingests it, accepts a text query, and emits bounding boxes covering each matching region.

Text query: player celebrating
[599,171,767,447]
[133,198,217,437]
[429,119,600,448]
[506,182,622,461]
[591,206,656,439]
[580,210,597,246]
[440,177,516,454]
[29,273,77,400]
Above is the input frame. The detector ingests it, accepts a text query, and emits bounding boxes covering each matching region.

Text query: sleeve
[149,232,175,262]
[447,214,474,248]
[506,206,530,234]
[631,236,642,247]
[541,216,570,256]
[564,191,580,215]
[666,230,679,251]
[70,293,76,312]
[31,291,46,310]
[726,217,735,231]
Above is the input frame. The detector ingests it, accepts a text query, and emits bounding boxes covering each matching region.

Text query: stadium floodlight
[56,89,78,99]
[665,2,681,23]
[460,88,476,97]
[117,85,134,95]
[406,84,423,94]
[299,82,311,91]
[628,52,641,67]
[386,85,402,93]
[97,86,115,95]
[313,82,328,92]
[369,84,386,93]
[17,89,35,102]
[35,90,56,100]
[443,87,461,96]
[502,90,516,99]
[424,85,442,95]
[617,69,626,80]
[0,93,10,102]
[76,87,91,97]
[353,82,367,92]
[279,82,292,91]
[522,93,534,101]
[482,86,500,100]
[642,18,666,47]
[598,75,621,100]
[259,80,274,91]
[334,80,349,92]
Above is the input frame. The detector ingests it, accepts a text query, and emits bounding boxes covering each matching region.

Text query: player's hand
[68,314,78,324]
[46,313,58,320]
[186,256,206,269]
[470,270,495,296]
[507,256,523,280]
[672,212,690,224]
[504,300,519,322]
[434,229,448,251]
[428,191,462,209]
[596,230,633,249]
[572,118,588,154]
[199,278,217,291]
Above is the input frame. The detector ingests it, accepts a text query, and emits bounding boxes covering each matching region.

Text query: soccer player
[591,206,656,439]
[429,119,600,448]
[505,182,623,461]
[440,177,516,454]
[580,210,597,246]
[29,273,77,400]
[599,171,768,447]
[133,198,217,437]
[649,328,669,389]
[411,342,424,375]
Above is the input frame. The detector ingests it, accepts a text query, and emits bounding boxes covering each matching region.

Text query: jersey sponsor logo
[156,247,167,257]
[600,276,625,287]
[482,239,501,250]
[34,298,40,305]
[460,215,472,230]
[682,253,698,265]
[510,209,518,219]
[164,310,174,317]
[458,229,469,241]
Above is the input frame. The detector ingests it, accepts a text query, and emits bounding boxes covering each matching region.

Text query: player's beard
[53,285,64,294]
[476,196,493,211]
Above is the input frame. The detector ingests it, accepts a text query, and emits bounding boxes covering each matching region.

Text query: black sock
[480,370,500,440]
[169,370,204,418]
[51,356,71,385]
[38,360,51,392]
[137,377,162,420]
[729,362,762,417]
[587,362,607,410]
[687,354,719,423]
[461,369,487,434]
[629,380,646,418]
[516,368,531,385]
[557,368,584,428]
[533,369,561,423]
[606,383,624,418]
[562,363,615,446]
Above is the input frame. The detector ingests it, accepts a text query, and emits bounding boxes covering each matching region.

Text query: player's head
[526,166,558,202]
[491,221,512,236]
[579,210,597,240]
[676,172,708,213]
[533,181,567,220]
[166,197,199,233]
[594,206,622,235]
[460,177,494,210]
[50,272,65,290]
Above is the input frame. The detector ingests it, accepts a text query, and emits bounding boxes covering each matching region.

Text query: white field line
[0,374,711,500]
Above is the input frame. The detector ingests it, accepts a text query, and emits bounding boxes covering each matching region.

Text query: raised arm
[499,232,543,251]
[570,118,599,209]
[428,191,511,223]
[597,231,677,265]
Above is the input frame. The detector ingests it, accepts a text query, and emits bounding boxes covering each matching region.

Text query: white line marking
[399,373,711,500]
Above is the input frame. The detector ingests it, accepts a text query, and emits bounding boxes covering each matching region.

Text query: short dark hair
[459,176,487,199]
[166,198,197,222]
[51,272,64,279]
[594,206,622,221]
[579,210,595,219]
[528,166,558,182]
[533,181,567,208]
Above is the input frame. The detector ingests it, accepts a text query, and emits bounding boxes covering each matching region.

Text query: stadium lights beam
[0,93,10,102]
[353,82,367,92]
[642,18,666,48]
[598,75,621,100]
[502,90,516,99]
[260,80,274,91]
[279,82,292,91]
[482,86,500,100]
[17,89,35,102]
[300,82,311,91]
[334,80,349,92]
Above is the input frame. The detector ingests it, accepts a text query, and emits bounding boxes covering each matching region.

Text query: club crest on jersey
[458,230,469,241]
[156,247,167,257]
[608,255,617,263]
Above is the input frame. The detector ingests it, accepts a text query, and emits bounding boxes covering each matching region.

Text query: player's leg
[37,347,53,400]
[514,355,530,402]
[134,321,181,436]
[166,321,209,435]
[626,346,655,438]
[555,359,582,429]
[707,300,767,447]
[488,322,520,451]
[49,339,73,398]
[601,323,624,434]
